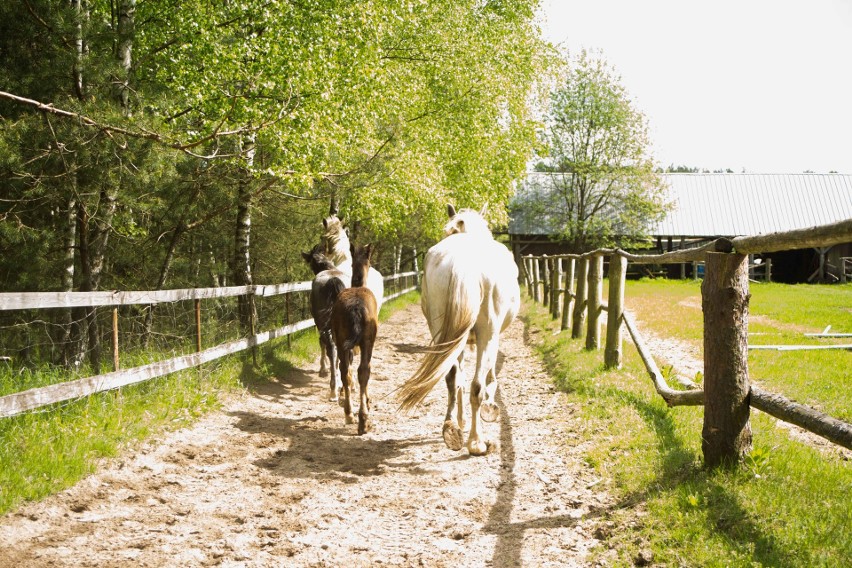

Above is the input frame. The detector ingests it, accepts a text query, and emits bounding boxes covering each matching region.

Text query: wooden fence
[0,270,419,419]
[521,218,852,466]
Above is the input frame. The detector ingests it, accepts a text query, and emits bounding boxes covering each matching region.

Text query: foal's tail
[397,269,477,412]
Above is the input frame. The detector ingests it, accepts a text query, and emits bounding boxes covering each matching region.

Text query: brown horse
[302,244,350,401]
[330,243,379,434]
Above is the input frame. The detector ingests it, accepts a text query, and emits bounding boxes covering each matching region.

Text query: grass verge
[522,284,851,567]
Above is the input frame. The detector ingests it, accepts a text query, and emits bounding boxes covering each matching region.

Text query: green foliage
[1,0,551,297]
[531,50,668,251]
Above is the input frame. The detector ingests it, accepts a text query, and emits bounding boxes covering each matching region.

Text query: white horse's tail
[397,269,477,412]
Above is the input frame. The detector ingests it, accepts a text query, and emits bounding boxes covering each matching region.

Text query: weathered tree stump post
[572,257,588,339]
[551,257,561,319]
[702,250,752,468]
[561,257,575,331]
[532,257,541,303]
[605,253,627,368]
[523,257,532,296]
[586,254,603,350]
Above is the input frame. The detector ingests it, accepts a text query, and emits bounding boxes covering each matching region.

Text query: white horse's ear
[479,203,488,217]
[447,204,456,218]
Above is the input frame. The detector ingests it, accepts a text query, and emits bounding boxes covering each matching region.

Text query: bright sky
[537,0,852,173]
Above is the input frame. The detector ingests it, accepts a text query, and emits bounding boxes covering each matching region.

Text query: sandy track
[0,303,610,568]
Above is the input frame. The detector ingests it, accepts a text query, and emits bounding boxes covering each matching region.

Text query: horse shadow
[230,409,438,481]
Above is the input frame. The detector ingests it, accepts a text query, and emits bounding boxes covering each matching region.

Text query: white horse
[321,213,385,314]
[397,205,520,456]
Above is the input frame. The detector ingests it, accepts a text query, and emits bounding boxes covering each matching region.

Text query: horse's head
[443,204,490,237]
[321,214,351,264]
[349,243,373,287]
[302,244,336,275]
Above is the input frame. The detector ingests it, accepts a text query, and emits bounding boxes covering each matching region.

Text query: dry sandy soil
[0,303,615,568]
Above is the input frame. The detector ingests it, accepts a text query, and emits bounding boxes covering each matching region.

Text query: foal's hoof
[319,368,329,377]
[345,414,355,425]
[480,402,499,423]
[442,421,464,451]
[358,415,372,435]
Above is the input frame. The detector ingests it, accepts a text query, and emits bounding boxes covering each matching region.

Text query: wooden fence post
[532,257,541,303]
[586,254,603,350]
[551,257,561,319]
[604,254,627,368]
[524,257,534,297]
[702,251,752,468]
[561,257,574,331]
[112,308,120,372]
[572,257,588,339]
[542,255,550,308]
[195,299,202,352]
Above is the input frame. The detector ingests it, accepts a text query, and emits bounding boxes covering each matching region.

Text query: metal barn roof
[509,173,852,238]
[652,173,852,237]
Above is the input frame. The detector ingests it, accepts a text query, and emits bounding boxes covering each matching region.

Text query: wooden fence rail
[521,217,852,465]
[0,271,419,418]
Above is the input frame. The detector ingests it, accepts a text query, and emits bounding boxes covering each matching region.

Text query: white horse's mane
[322,215,352,266]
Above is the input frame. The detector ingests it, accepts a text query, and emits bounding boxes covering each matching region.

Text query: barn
[507,172,852,283]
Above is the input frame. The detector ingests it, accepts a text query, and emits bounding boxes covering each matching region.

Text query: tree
[532,51,667,252]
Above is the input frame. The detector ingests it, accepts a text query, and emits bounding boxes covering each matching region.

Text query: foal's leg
[322,331,341,401]
[318,335,328,376]
[339,349,355,425]
[357,341,374,435]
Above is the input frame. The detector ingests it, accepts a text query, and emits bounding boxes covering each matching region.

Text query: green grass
[523,280,851,567]
[625,279,852,420]
[0,291,419,515]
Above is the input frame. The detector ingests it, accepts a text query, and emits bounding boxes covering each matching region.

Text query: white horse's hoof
[442,421,464,451]
[480,402,499,423]
[468,439,492,456]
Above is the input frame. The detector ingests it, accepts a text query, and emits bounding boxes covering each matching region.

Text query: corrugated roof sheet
[509,173,852,237]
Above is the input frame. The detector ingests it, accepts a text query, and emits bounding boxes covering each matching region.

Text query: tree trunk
[701,251,752,468]
[115,0,135,115]
[61,193,79,368]
[70,0,87,101]
[233,135,256,334]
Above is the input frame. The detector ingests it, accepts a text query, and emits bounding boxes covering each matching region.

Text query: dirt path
[0,303,611,568]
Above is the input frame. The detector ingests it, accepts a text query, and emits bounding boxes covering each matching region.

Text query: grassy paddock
[523,280,851,566]
[0,291,419,516]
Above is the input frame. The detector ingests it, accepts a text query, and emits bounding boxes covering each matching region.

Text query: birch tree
[535,51,667,252]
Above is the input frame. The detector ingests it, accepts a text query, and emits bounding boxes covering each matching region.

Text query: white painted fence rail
[0,271,420,418]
